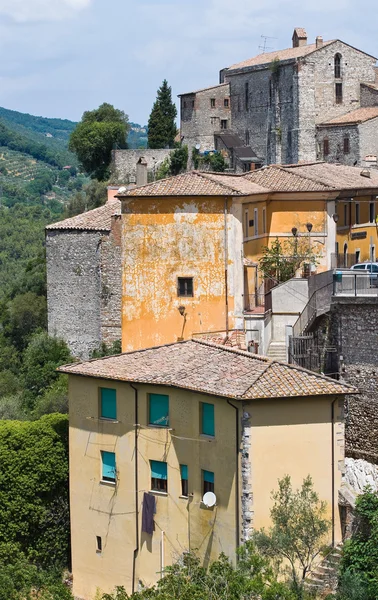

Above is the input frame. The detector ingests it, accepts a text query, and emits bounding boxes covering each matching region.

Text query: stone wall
[111,149,171,184]
[359,118,378,166]
[316,124,360,165]
[46,224,122,359]
[360,83,378,107]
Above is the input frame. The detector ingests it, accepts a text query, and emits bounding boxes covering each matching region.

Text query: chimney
[292,28,307,48]
[136,157,148,187]
[316,35,323,49]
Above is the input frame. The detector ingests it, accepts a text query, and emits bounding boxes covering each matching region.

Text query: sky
[0,0,377,125]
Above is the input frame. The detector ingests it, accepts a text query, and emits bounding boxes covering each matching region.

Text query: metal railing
[333,272,378,296]
[292,270,333,338]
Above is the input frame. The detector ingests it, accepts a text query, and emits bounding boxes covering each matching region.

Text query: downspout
[331,397,337,548]
[130,383,139,594]
[224,198,229,336]
[227,399,240,557]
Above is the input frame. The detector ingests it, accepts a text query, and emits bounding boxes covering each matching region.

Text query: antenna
[258,35,277,53]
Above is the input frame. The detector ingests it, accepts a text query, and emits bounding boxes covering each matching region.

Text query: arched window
[334,54,341,78]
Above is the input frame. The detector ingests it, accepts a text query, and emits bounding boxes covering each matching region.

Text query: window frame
[355,202,360,225]
[224,98,229,108]
[262,207,267,234]
[177,277,194,298]
[335,83,343,104]
[101,450,116,483]
[245,82,249,111]
[323,139,329,157]
[220,119,228,130]
[210,98,216,108]
[202,470,215,495]
[334,53,341,79]
[370,201,375,223]
[180,464,188,497]
[343,137,350,154]
[244,209,249,238]
[200,402,215,437]
[148,393,169,428]
[150,460,168,493]
[99,387,117,421]
[96,536,102,553]
[254,208,258,236]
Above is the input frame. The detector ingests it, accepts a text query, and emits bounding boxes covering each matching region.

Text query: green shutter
[150,460,167,480]
[203,470,214,483]
[149,394,169,426]
[201,403,215,436]
[100,388,117,420]
[180,464,188,480]
[101,451,116,481]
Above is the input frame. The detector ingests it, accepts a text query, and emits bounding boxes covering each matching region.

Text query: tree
[254,475,330,594]
[148,80,177,149]
[155,146,188,180]
[3,292,47,351]
[64,179,108,218]
[259,237,320,284]
[69,103,129,180]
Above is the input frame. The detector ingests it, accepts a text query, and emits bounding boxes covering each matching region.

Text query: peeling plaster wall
[121,196,241,352]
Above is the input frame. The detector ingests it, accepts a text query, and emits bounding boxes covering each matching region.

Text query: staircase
[304,545,342,595]
[267,341,287,362]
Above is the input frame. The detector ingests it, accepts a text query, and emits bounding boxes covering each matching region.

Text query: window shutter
[150,460,167,480]
[101,451,116,480]
[202,403,215,436]
[149,394,169,426]
[203,470,214,483]
[100,388,117,419]
[180,464,188,480]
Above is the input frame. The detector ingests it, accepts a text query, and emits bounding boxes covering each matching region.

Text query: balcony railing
[333,272,378,296]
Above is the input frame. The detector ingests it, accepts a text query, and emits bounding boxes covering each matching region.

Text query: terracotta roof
[361,82,378,92]
[243,165,332,192]
[117,171,268,197]
[178,83,229,97]
[319,106,378,126]
[46,199,121,231]
[293,28,307,39]
[284,162,378,190]
[226,40,335,71]
[59,339,354,400]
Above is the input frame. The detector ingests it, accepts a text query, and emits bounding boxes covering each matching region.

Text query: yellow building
[117,163,378,351]
[60,339,352,599]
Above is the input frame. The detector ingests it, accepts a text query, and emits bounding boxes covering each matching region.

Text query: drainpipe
[331,397,337,548]
[227,399,240,557]
[130,383,139,594]
[224,198,229,336]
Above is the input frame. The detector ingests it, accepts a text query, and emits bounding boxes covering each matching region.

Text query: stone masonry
[111,149,171,184]
[46,203,122,359]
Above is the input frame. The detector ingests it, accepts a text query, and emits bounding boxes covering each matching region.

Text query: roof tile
[46,199,121,231]
[319,106,378,126]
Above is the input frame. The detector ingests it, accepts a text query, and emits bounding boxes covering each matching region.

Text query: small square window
[100,388,116,420]
[96,536,102,553]
[101,451,116,482]
[180,464,188,497]
[224,98,229,108]
[150,460,168,493]
[178,277,193,297]
[210,98,216,108]
[149,393,169,427]
[203,470,214,495]
[200,402,215,436]
[220,119,228,130]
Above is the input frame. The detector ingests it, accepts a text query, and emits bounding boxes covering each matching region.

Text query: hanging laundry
[142,492,156,535]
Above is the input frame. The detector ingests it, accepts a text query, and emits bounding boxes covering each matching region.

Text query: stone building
[180,28,378,168]
[111,149,171,184]
[46,199,122,359]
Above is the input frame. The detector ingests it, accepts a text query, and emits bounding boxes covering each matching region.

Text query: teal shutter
[180,464,188,480]
[150,460,167,480]
[203,470,214,483]
[101,451,116,481]
[149,394,169,426]
[100,388,117,420]
[202,403,215,436]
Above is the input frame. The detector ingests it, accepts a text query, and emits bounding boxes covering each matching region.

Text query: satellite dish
[118,186,127,193]
[202,491,216,507]
[195,144,201,150]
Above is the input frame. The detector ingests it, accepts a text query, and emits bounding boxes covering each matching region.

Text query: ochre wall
[244,395,344,541]
[69,376,237,599]
[336,196,378,262]
[121,196,238,352]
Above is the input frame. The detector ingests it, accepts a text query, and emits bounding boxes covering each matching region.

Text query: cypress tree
[148,80,177,149]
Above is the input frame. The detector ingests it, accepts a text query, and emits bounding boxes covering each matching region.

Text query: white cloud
[0,0,92,22]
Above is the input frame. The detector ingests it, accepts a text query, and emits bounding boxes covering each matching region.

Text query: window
[344,203,349,226]
[149,393,169,427]
[323,139,329,156]
[370,202,375,223]
[245,129,250,145]
[335,83,343,104]
[355,202,360,225]
[334,53,341,78]
[180,464,188,497]
[343,137,350,154]
[178,277,193,297]
[200,402,215,436]
[96,536,102,553]
[245,82,249,111]
[254,208,258,236]
[101,451,116,483]
[244,210,249,237]
[210,116,218,126]
[262,207,266,234]
[220,119,228,130]
[210,98,215,108]
[224,98,229,108]
[355,250,360,263]
[100,388,116,420]
[203,470,214,495]
[150,460,167,493]
[191,100,195,108]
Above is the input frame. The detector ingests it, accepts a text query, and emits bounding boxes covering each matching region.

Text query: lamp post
[332,213,339,267]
